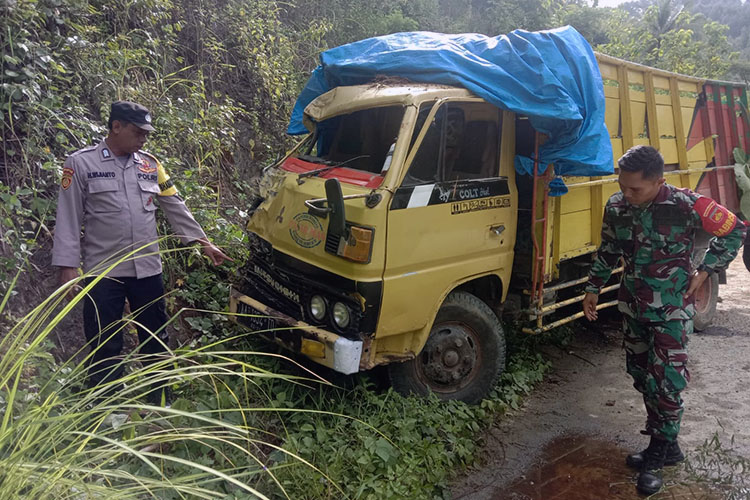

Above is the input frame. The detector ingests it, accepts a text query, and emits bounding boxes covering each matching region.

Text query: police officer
[52,101,232,405]
[582,145,746,495]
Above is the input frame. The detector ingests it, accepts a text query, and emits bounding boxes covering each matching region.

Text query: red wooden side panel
[734,87,750,152]
[692,82,746,213]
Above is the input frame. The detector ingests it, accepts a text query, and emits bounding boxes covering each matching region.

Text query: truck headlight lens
[310,295,326,321]
[332,302,351,328]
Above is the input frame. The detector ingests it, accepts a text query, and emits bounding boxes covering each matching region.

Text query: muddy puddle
[501,435,720,500]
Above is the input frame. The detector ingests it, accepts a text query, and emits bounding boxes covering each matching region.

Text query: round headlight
[310,295,326,321]
[332,302,351,329]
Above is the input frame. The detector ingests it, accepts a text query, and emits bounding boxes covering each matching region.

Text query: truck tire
[388,291,506,404]
[693,272,719,331]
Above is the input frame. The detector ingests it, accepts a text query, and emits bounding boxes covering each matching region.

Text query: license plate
[236,301,277,332]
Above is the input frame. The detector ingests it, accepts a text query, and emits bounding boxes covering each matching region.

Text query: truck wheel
[693,272,719,331]
[388,291,506,404]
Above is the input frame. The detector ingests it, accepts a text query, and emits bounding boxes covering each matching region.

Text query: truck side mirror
[325,178,347,238]
[305,179,373,263]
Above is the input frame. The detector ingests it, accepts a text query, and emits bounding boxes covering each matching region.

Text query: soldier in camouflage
[582,145,746,495]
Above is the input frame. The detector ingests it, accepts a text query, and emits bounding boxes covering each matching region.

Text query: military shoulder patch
[694,196,737,237]
[61,167,74,190]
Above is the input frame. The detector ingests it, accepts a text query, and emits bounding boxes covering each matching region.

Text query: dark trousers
[82,274,169,387]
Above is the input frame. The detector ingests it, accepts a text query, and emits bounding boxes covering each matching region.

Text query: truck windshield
[296,106,405,174]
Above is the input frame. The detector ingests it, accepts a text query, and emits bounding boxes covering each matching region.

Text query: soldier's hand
[60,267,82,300]
[684,270,709,299]
[198,239,234,266]
[582,292,599,321]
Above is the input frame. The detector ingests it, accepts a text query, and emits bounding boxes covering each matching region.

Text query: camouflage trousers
[623,316,692,442]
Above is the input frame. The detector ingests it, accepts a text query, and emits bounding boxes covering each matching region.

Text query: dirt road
[451,257,750,499]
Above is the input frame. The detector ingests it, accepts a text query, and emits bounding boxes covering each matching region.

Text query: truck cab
[232,83,517,402]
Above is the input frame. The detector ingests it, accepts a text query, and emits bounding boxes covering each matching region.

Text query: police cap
[110,101,156,131]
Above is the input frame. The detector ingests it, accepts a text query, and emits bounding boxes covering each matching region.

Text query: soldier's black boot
[626,439,684,469]
[636,437,668,495]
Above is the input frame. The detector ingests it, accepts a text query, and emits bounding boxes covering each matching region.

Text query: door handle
[489,224,505,235]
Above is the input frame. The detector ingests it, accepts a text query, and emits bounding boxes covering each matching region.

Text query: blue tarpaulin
[287,27,614,195]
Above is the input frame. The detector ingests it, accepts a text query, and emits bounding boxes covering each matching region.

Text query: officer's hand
[198,239,234,266]
[582,292,599,321]
[59,267,81,299]
[684,270,709,299]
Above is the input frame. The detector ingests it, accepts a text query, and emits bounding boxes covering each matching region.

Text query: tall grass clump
[0,249,347,499]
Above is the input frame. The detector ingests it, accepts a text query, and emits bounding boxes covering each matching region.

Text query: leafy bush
[0,255,553,499]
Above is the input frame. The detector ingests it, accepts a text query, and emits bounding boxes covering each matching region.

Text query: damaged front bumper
[229,288,363,375]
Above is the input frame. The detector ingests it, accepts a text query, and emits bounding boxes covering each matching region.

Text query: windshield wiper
[297,155,371,184]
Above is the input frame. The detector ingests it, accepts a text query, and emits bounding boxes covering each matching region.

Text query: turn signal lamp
[337,226,373,263]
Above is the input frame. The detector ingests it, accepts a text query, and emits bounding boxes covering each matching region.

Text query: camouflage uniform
[586,184,746,441]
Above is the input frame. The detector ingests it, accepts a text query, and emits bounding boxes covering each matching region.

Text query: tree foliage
[597,3,736,78]
[620,0,750,80]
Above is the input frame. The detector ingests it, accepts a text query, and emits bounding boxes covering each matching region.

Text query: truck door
[379,100,516,340]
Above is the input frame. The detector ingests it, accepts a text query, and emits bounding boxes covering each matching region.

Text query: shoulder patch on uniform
[159,178,175,193]
[694,196,737,237]
[150,156,178,196]
[139,161,157,174]
[61,167,74,190]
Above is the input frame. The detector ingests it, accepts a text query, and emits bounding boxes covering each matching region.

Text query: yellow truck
[230,52,746,403]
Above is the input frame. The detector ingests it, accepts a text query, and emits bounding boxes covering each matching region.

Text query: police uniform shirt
[52,140,207,278]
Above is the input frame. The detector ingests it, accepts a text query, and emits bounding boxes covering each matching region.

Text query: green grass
[0,252,341,499]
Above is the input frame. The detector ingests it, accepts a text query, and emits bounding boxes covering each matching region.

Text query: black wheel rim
[415,321,482,394]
